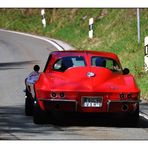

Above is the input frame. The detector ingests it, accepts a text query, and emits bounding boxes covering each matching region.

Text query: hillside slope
[0,8,148,99]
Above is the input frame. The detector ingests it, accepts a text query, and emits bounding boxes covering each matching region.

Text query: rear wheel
[25,97,33,116]
[131,108,139,123]
[33,101,48,124]
[127,104,139,126]
[25,88,33,116]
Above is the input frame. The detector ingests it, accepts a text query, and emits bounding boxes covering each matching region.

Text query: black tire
[127,104,139,126]
[51,111,65,124]
[33,101,48,124]
[25,87,34,116]
[25,97,34,116]
[131,107,139,123]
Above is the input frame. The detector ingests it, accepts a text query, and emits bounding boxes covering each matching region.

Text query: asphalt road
[0,29,148,140]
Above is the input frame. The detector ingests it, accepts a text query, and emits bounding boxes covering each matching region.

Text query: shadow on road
[50,112,148,128]
[0,60,40,67]
[0,105,148,134]
[0,60,40,70]
[0,105,56,139]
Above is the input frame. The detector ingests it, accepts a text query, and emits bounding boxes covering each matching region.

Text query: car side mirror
[123,68,130,75]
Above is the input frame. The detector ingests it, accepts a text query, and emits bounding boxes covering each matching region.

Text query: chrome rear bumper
[107,99,141,112]
[39,98,78,112]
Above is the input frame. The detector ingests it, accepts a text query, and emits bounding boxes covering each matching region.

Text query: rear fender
[34,99,45,111]
[124,74,140,92]
[34,73,51,98]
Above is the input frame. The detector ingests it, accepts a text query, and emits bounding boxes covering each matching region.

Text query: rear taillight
[51,92,57,98]
[60,92,65,98]
[50,92,65,99]
[119,93,138,100]
[127,93,132,99]
[120,93,125,99]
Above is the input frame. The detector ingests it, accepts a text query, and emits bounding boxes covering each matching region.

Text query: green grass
[0,8,148,100]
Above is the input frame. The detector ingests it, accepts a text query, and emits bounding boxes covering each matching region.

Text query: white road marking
[0,29,64,51]
[140,112,148,120]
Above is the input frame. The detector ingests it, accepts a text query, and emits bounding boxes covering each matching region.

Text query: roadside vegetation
[0,8,148,100]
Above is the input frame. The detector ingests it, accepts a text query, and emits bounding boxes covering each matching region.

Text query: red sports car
[25,50,140,124]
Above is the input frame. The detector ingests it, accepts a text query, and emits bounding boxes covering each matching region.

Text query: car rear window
[53,56,86,71]
[91,56,122,72]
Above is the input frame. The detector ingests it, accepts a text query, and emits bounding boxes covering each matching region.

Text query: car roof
[51,50,119,60]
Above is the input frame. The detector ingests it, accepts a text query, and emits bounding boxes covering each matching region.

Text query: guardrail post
[144,36,148,72]
[41,9,46,28]
[89,18,94,39]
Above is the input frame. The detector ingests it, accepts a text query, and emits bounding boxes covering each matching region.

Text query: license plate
[82,97,103,107]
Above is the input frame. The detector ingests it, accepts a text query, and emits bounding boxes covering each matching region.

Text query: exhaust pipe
[122,103,128,112]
